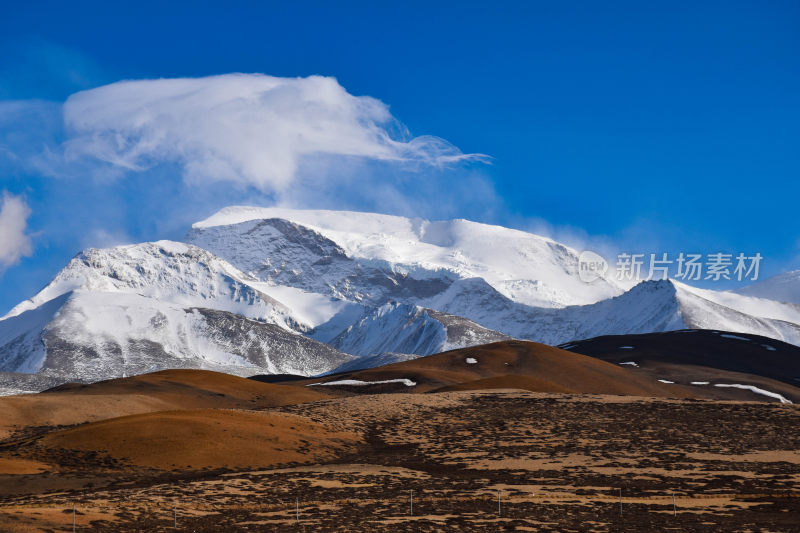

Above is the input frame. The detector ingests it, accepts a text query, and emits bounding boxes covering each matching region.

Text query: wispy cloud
[60,74,488,192]
[0,192,33,272]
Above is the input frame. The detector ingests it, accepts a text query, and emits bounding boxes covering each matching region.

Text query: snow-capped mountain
[526,280,800,346]
[4,241,299,328]
[2,206,799,387]
[735,270,800,305]
[187,206,624,308]
[0,241,354,380]
[413,277,800,346]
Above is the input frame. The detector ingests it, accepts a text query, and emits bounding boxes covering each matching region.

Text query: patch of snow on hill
[312,378,416,387]
[720,334,751,341]
[714,383,792,404]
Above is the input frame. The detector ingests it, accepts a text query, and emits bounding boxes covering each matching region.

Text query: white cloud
[61,73,486,192]
[0,192,33,270]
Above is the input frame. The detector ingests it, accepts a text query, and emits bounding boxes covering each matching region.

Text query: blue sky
[0,0,798,314]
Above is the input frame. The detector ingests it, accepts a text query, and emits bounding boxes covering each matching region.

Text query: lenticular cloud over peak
[61,73,484,191]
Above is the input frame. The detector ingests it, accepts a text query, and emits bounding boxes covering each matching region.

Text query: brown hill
[304,340,697,397]
[304,337,800,402]
[0,369,330,439]
[559,329,800,403]
[38,409,360,470]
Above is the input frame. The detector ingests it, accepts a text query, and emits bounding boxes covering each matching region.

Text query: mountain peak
[188,206,624,308]
[3,240,285,322]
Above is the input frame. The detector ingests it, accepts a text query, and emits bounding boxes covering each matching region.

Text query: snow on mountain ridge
[416,277,800,347]
[3,240,303,331]
[189,206,623,308]
[673,282,800,344]
[677,280,800,324]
